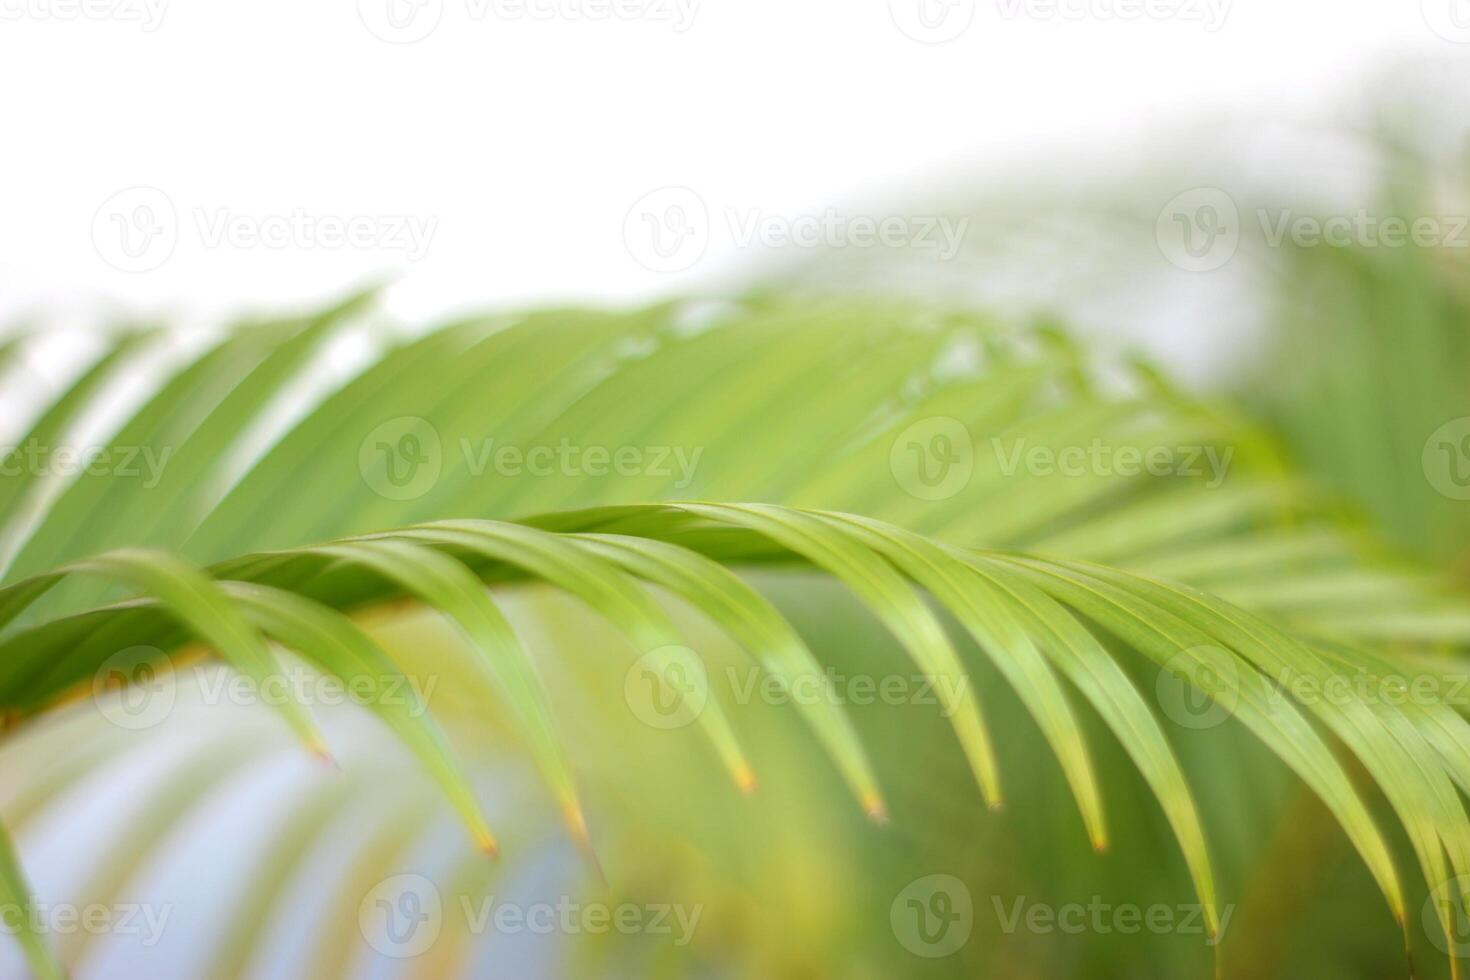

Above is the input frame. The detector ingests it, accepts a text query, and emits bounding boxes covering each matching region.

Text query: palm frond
[2,293,1469,976]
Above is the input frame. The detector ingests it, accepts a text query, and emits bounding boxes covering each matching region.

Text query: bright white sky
[0,0,1461,329]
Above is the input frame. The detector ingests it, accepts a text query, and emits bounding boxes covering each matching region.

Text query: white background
[0,0,1463,328]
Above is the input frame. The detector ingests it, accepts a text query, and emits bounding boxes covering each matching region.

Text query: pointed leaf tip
[735,765,758,795]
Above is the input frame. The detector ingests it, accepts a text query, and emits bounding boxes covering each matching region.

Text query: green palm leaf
[3,294,1469,977]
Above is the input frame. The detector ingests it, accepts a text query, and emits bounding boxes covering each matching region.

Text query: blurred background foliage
[4,62,1470,980]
